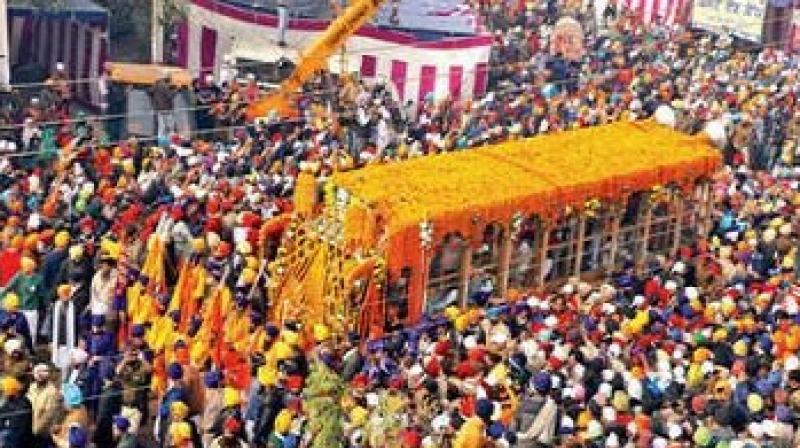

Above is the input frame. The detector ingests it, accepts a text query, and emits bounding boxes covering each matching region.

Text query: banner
[372,0,478,34]
[691,0,768,41]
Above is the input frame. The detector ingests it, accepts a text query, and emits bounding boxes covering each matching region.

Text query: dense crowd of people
[0,0,799,446]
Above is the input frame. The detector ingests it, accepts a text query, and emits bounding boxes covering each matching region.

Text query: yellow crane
[245,0,385,120]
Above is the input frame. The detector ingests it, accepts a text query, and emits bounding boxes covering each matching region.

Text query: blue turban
[487,422,505,439]
[167,362,183,381]
[130,324,145,338]
[775,404,791,422]
[112,415,130,432]
[204,370,222,388]
[475,399,494,420]
[533,372,552,393]
[759,334,773,353]
[62,383,83,408]
[90,314,105,328]
[68,426,88,447]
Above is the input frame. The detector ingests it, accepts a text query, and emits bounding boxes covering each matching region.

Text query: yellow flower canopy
[332,121,720,243]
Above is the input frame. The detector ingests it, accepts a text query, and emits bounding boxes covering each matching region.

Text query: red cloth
[644,278,660,298]
[460,395,476,418]
[399,429,422,448]
[285,375,304,392]
[0,248,21,287]
[617,69,633,86]
[424,357,441,377]
[434,340,451,356]
[455,361,476,379]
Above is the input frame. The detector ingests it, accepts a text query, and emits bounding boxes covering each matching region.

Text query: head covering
[350,406,368,427]
[1,376,21,396]
[167,362,183,380]
[204,370,222,388]
[223,416,241,433]
[55,231,70,248]
[747,393,764,413]
[4,293,19,311]
[694,426,712,447]
[91,314,105,328]
[62,382,83,407]
[170,401,189,420]
[313,324,331,342]
[169,422,192,443]
[223,387,240,408]
[68,425,88,447]
[476,399,494,419]
[113,415,130,432]
[533,372,551,392]
[274,409,293,434]
[32,364,50,381]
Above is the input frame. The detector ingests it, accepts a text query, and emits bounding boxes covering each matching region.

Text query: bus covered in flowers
[266,121,721,338]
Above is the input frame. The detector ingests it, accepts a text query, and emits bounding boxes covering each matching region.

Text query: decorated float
[266,121,722,338]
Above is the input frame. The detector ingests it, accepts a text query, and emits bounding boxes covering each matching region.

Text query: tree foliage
[303,361,346,448]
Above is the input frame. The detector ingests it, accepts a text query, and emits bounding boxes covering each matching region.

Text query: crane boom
[245,0,385,120]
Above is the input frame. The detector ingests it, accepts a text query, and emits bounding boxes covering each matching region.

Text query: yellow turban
[282,331,299,346]
[747,393,763,413]
[313,324,330,342]
[170,401,189,420]
[712,328,728,343]
[272,341,293,361]
[191,238,205,253]
[223,387,241,408]
[0,376,21,396]
[612,390,630,412]
[687,363,703,388]
[693,348,711,363]
[169,422,192,443]
[236,241,252,255]
[99,238,122,261]
[733,340,748,357]
[453,417,485,448]
[257,366,277,387]
[489,364,508,384]
[350,406,368,427]
[54,231,70,249]
[57,284,72,300]
[20,256,35,273]
[4,293,19,311]
[239,268,256,284]
[274,409,293,434]
[69,245,84,261]
[245,256,259,270]
[445,306,460,321]
[455,314,470,333]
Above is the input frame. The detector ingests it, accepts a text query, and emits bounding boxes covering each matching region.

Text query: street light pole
[277,0,288,47]
[0,0,10,89]
[152,0,164,63]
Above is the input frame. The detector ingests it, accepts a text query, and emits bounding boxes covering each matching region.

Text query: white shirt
[90,269,117,317]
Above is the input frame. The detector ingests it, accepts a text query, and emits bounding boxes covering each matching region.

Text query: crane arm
[245,0,385,120]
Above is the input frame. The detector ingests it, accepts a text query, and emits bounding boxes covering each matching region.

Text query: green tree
[303,361,346,448]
